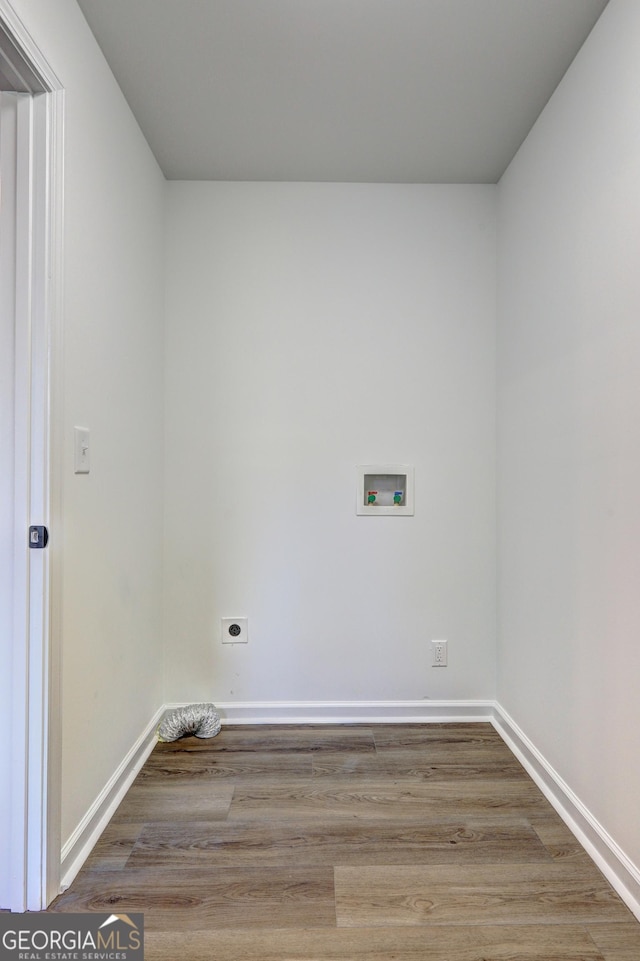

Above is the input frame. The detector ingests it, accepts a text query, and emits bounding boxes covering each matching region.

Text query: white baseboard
[59,706,164,892]
[492,702,640,923]
[176,699,496,725]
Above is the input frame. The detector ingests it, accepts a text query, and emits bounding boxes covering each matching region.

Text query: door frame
[0,0,64,912]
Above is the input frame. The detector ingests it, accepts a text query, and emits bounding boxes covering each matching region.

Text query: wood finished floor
[50,723,640,960]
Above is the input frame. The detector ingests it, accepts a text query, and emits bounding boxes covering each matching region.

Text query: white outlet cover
[431,639,448,667]
[221,617,248,644]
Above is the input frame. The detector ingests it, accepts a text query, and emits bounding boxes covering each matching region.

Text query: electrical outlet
[222,617,248,644]
[431,639,448,667]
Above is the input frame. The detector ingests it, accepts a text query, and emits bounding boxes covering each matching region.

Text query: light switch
[74,427,90,473]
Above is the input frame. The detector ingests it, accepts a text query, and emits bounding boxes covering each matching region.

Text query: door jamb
[0,0,64,912]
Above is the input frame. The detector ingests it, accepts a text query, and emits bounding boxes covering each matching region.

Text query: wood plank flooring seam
[47,722,640,960]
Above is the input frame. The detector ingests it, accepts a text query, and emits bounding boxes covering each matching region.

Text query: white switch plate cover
[221,617,248,644]
[74,427,90,473]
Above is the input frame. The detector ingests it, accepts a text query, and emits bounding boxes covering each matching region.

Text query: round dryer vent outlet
[221,617,249,644]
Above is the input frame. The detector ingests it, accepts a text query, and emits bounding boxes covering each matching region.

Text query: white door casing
[0,87,21,917]
[0,0,63,912]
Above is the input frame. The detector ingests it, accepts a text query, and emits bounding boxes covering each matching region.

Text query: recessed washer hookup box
[356,464,414,515]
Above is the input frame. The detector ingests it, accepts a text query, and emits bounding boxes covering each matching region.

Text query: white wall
[14,0,639,909]
[497,0,640,873]
[164,183,496,704]
[9,0,166,848]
